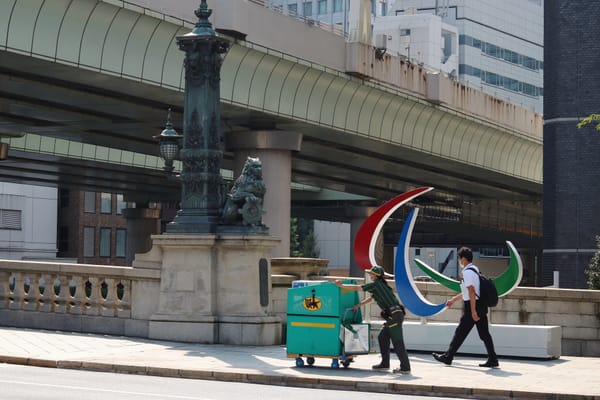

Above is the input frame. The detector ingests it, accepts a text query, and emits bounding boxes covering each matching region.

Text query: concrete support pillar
[122,208,161,266]
[226,130,302,258]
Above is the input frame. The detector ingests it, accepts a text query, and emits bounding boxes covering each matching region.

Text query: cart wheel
[295,357,304,367]
[331,359,339,369]
[342,359,351,368]
[307,357,315,366]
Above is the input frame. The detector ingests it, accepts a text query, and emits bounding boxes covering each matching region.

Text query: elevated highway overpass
[0,0,543,249]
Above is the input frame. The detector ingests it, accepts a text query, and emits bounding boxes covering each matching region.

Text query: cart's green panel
[286,315,341,356]
[286,281,361,319]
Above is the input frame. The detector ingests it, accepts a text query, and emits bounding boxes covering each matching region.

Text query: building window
[303,1,312,17]
[116,229,126,258]
[0,209,21,230]
[99,228,111,257]
[116,194,127,215]
[58,226,69,252]
[333,0,342,12]
[83,227,95,257]
[400,28,411,36]
[460,64,543,97]
[100,193,112,214]
[59,188,70,208]
[318,0,327,14]
[288,3,298,14]
[84,192,96,213]
[459,34,543,71]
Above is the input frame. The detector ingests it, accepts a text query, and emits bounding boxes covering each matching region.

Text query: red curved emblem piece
[353,187,433,270]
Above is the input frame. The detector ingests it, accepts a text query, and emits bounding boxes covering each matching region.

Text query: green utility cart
[286,280,369,368]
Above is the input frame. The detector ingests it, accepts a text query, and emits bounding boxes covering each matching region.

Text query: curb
[0,355,591,400]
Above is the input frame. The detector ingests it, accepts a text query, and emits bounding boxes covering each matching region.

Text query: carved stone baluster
[52,276,67,314]
[23,274,39,311]
[0,271,9,309]
[85,276,101,316]
[38,274,53,312]
[101,278,116,317]
[67,276,83,315]
[116,280,131,318]
[9,273,24,310]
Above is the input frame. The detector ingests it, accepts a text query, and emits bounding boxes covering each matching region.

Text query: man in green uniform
[335,265,411,374]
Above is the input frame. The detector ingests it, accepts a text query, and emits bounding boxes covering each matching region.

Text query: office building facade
[390,0,544,113]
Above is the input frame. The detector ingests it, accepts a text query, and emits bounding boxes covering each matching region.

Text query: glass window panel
[83,227,95,257]
[100,228,111,257]
[318,0,327,14]
[101,193,112,214]
[84,192,96,213]
[116,229,126,258]
[303,1,312,16]
[333,0,342,12]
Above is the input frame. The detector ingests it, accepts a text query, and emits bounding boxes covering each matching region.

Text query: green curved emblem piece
[415,241,523,297]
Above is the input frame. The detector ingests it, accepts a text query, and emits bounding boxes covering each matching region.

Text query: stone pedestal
[135,234,282,345]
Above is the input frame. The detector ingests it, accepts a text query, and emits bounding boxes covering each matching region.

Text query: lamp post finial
[195,0,212,25]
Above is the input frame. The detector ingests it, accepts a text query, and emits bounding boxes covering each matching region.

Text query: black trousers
[378,309,411,370]
[446,300,497,360]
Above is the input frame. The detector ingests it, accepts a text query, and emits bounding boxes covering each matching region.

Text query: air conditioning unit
[375,34,388,49]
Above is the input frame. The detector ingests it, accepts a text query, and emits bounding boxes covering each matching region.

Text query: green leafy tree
[586,236,600,290]
[576,117,600,289]
[290,217,320,258]
[577,114,600,130]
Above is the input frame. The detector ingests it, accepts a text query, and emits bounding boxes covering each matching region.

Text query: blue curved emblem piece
[394,208,447,317]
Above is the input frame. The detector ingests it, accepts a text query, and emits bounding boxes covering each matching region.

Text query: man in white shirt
[432,246,499,368]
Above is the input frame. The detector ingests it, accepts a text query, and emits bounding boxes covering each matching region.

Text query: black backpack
[465,267,498,308]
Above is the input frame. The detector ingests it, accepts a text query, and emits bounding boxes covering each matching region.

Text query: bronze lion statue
[221,157,266,227]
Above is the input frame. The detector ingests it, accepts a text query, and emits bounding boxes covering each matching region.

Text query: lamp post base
[140,233,282,344]
[165,213,220,234]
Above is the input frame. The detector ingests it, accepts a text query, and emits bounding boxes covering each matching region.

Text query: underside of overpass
[0,0,542,249]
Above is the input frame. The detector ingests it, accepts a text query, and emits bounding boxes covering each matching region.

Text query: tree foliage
[577,114,600,130]
[586,235,600,290]
[290,217,320,258]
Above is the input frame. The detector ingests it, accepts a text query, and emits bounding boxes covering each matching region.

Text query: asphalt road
[0,364,468,400]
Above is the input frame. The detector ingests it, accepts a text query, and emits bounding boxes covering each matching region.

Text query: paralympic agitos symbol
[353,187,523,317]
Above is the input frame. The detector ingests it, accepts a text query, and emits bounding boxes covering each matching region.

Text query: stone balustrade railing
[1,258,599,356]
[0,260,160,337]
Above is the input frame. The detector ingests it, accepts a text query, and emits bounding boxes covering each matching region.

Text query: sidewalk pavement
[0,326,598,399]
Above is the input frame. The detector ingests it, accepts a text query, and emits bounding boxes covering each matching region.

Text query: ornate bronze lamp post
[160,0,230,234]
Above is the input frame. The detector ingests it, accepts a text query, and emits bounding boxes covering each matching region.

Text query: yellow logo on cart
[302,294,322,311]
